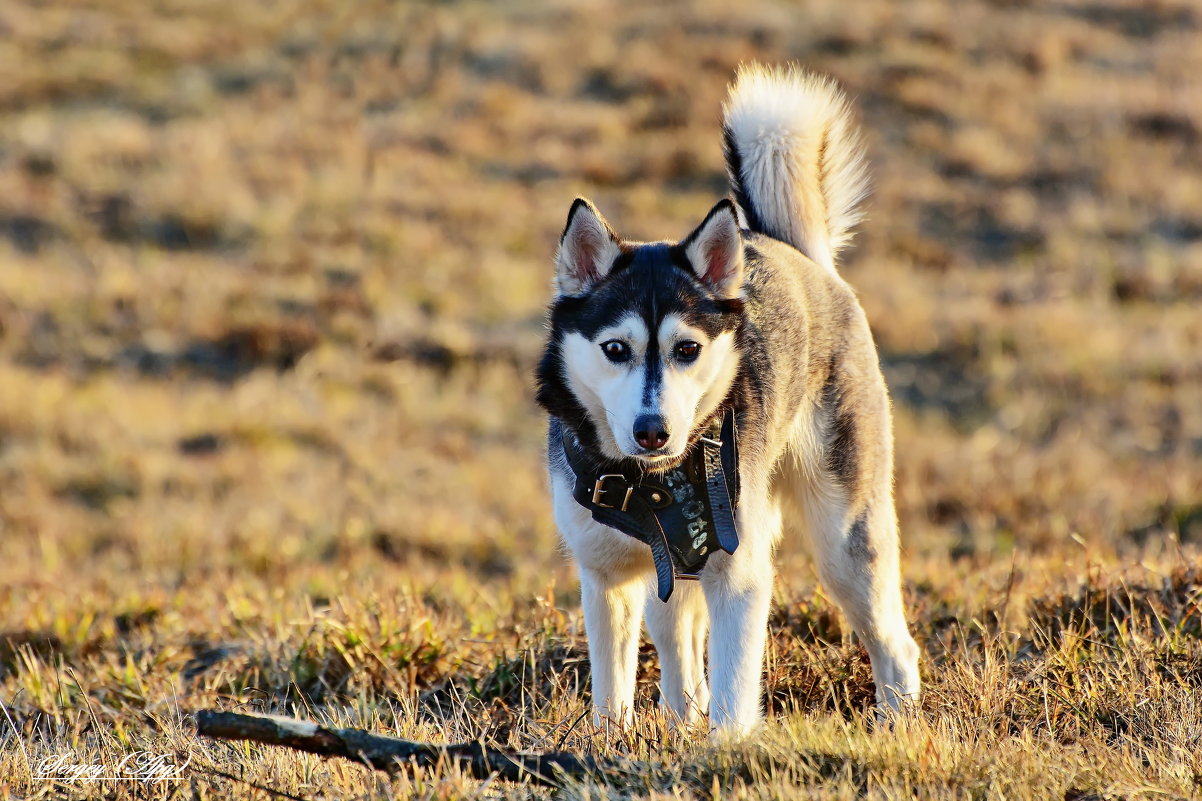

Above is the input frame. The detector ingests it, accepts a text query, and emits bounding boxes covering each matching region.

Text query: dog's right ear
[556,198,621,296]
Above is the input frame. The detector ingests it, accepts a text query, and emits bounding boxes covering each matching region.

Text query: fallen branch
[194,709,610,787]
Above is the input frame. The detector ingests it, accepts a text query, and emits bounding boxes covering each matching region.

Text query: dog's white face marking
[562,313,649,460]
[563,312,739,464]
[656,314,738,456]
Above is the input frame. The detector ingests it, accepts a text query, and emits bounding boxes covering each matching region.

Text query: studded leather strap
[702,409,740,555]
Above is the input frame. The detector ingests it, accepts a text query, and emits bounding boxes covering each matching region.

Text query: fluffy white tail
[722,64,869,273]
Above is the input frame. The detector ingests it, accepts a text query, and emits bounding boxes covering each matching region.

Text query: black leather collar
[561,409,741,601]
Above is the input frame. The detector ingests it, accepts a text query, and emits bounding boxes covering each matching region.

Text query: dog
[535,64,920,734]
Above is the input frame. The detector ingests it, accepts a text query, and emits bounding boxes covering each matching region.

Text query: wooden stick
[194,709,609,787]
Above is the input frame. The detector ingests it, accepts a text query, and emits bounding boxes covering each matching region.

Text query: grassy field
[1,0,1201,797]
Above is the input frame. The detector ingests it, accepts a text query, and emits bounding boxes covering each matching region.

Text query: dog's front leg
[645,579,710,727]
[702,500,780,734]
[580,568,645,728]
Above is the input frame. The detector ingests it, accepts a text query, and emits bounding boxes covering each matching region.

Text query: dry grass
[1,0,1200,797]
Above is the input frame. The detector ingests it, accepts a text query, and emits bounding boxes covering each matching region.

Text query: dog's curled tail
[722,64,869,273]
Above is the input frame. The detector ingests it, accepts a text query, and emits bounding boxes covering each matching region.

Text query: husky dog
[536,64,920,734]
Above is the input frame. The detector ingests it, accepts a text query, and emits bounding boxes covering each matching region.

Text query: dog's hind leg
[644,579,709,727]
[818,507,920,711]
[793,483,921,712]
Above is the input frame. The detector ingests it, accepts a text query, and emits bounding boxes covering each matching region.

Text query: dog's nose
[633,415,670,451]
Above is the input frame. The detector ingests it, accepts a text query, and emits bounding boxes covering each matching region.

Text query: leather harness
[561,408,742,602]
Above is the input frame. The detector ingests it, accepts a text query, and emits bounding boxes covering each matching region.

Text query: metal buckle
[699,436,723,447]
[592,474,634,511]
[674,571,701,581]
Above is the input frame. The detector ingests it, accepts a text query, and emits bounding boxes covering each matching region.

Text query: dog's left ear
[682,199,744,298]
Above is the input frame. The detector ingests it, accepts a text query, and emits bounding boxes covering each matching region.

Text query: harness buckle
[592,474,634,511]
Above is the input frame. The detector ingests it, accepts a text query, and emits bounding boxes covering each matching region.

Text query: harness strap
[702,410,740,555]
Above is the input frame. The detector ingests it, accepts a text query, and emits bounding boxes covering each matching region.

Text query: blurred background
[0,0,1200,716]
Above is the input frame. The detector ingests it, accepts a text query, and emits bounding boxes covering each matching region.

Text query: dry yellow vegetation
[1,0,1201,798]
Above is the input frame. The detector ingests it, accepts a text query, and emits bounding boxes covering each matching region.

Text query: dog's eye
[675,341,701,363]
[600,340,631,363]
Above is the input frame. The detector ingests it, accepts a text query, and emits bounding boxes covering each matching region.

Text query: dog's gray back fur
[723,233,889,515]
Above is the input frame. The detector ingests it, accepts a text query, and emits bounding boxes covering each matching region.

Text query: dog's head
[536,198,745,467]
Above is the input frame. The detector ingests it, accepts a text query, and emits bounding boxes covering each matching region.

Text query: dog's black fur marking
[640,288,662,408]
[822,352,859,495]
[847,511,876,564]
[722,124,766,236]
